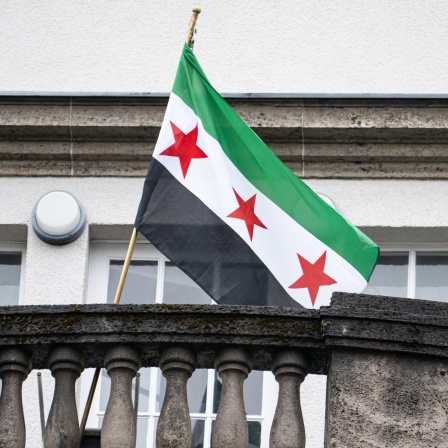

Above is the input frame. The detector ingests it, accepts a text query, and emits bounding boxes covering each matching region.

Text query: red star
[160,122,208,177]
[227,188,267,240]
[289,251,336,306]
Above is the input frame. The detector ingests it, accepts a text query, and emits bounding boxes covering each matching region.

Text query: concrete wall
[1,0,448,94]
[326,351,448,447]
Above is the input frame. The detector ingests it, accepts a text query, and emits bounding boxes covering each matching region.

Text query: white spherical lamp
[32,191,86,245]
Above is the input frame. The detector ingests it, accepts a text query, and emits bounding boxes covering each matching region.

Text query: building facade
[1,95,447,446]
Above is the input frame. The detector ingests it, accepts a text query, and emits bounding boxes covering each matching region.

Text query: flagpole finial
[186,6,202,48]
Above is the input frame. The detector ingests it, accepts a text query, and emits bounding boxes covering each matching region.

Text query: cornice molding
[1,96,447,178]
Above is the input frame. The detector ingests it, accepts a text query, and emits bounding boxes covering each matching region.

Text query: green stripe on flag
[172,44,378,281]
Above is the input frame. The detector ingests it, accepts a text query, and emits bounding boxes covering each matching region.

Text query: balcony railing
[0,293,447,448]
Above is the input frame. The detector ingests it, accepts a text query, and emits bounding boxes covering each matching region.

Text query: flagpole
[186,6,201,47]
[113,227,138,304]
[79,367,100,438]
[79,7,203,441]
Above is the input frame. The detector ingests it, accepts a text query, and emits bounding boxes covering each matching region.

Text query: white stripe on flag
[153,93,367,308]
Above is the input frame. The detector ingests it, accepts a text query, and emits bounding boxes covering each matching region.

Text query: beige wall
[1,0,447,94]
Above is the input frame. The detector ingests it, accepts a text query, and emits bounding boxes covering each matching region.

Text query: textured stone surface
[101,345,141,448]
[157,347,196,448]
[0,294,446,373]
[321,293,448,359]
[213,348,252,448]
[0,303,321,372]
[325,350,448,448]
[0,348,31,448]
[271,350,308,448]
[0,224,27,241]
[1,97,448,178]
[44,347,85,448]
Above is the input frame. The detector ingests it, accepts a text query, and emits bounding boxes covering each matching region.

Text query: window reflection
[107,260,158,304]
[99,370,110,412]
[248,421,262,448]
[135,417,148,448]
[416,253,448,302]
[212,372,222,414]
[134,369,150,411]
[191,419,205,448]
[156,372,166,413]
[363,253,408,298]
[187,369,208,413]
[244,371,263,415]
[0,252,22,305]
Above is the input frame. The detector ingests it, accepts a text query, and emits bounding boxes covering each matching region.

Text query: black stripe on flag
[135,159,303,308]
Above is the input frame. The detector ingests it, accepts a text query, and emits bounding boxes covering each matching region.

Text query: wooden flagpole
[113,227,138,304]
[186,6,201,47]
[79,6,202,442]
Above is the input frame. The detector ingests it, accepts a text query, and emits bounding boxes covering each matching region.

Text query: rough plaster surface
[326,351,448,448]
[24,229,89,305]
[306,179,448,229]
[1,1,448,94]
[1,177,448,231]
[301,374,327,448]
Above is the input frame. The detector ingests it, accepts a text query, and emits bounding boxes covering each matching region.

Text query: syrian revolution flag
[135,44,379,309]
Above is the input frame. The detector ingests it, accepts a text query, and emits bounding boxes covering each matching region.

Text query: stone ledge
[321,293,448,358]
[1,294,448,374]
[0,303,321,372]
[1,96,448,178]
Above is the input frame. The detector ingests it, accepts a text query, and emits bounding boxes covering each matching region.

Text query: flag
[135,44,379,309]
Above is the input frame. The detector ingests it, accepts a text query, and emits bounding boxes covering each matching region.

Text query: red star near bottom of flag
[289,251,336,306]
